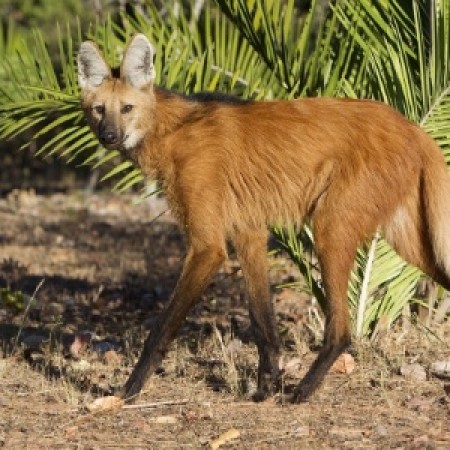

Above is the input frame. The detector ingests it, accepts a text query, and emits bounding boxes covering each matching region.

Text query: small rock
[430,361,450,379]
[374,423,388,437]
[283,357,303,376]
[400,363,427,381]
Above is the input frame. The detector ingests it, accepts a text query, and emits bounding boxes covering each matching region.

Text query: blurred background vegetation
[0,0,321,194]
[0,0,143,193]
[0,0,449,338]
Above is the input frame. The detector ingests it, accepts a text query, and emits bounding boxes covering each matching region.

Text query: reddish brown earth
[0,190,449,449]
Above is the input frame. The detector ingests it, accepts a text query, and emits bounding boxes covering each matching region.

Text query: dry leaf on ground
[210,428,241,449]
[330,353,355,375]
[85,396,124,413]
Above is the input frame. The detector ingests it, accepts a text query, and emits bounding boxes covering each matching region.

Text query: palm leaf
[345,0,450,336]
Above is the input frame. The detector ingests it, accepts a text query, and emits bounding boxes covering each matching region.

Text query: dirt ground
[0,190,449,449]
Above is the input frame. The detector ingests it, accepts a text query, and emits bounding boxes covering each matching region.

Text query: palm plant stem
[355,232,379,337]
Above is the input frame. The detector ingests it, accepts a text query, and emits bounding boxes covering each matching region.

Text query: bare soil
[0,190,449,449]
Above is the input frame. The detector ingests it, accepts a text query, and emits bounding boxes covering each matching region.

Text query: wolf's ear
[121,34,155,89]
[78,42,111,91]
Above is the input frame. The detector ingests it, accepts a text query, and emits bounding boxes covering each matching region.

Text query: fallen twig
[122,399,190,410]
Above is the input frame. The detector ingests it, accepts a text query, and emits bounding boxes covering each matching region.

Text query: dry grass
[1,322,450,448]
[0,191,450,448]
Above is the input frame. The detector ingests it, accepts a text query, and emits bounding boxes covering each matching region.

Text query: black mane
[187,91,252,105]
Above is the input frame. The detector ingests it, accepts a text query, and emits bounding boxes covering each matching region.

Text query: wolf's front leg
[122,243,226,401]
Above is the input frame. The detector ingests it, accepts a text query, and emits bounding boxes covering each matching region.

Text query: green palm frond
[0,20,137,191]
[128,2,274,98]
[349,235,423,338]
[0,2,276,193]
[274,225,326,312]
[345,0,450,336]
[215,0,370,97]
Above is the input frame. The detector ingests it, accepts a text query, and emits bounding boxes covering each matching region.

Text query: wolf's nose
[100,131,118,145]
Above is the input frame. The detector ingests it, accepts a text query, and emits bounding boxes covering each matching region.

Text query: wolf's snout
[100,130,118,146]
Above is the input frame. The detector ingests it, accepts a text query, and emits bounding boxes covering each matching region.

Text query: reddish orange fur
[79,35,450,403]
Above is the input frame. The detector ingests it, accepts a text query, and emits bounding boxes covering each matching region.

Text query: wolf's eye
[121,104,133,114]
[94,105,105,114]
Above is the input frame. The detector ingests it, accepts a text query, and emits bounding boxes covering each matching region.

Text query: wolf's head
[78,34,156,152]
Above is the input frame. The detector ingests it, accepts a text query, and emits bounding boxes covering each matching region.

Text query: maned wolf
[78,34,450,403]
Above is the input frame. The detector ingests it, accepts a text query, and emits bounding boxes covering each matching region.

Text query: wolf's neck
[152,86,199,138]
[137,86,199,179]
